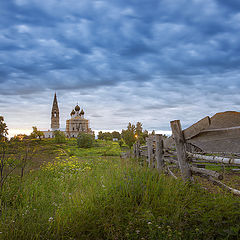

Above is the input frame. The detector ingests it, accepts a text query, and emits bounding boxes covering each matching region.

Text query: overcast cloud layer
[1,0,240,136]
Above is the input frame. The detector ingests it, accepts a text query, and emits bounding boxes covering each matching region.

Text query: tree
[98,131,104,140]
[118,138,124,148]
[112,131,121,140]
[97,131,113,141]
[54,130,66,143]
[77,133,94,148]
[0,116,8,142]
[122,122,136,149]
[30,126,44,140]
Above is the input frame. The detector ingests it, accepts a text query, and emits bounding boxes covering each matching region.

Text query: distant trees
[112,131,121,140]
[54,130,66,143]
[30,126,44,140]
[77,133,94,148]
[122,122,149,148]
[0,116,8,142]
[121,123,136,149]
[97,131,121,141]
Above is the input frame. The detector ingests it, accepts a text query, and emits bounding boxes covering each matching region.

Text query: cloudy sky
[1,0,240,137]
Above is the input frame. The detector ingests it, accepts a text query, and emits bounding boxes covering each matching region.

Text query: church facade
[42,93,93,138]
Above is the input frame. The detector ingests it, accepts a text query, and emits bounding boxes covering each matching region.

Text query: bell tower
[51,93,60,130]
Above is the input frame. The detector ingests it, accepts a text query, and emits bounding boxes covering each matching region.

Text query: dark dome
[70,110,75,116]
[75,105,80,111]
[80,109,84,115]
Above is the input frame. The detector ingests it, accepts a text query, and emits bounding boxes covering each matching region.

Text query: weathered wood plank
[187,152,240,165]
[190,166,223,180]
[170,120,192,182]
[146,137,153,168]
[188,126,240,142]
[155,134,164,172]
[208,177,240,196]
[163,136,175,149]
[183,116,210,140]
[187,127,240,153]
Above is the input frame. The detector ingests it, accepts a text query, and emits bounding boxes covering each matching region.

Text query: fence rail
[133,111,240,196]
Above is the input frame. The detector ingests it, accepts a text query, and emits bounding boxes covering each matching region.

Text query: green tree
[135,122,149,144]
[122,122,136,149]
[112,131,121,140]
[0,116,8,142]
[77,133,94,148]
[30,126,44,140]
[98,131,104,140]
[118,138,124,148]
[54,131,66,143]
[102,132,113,141]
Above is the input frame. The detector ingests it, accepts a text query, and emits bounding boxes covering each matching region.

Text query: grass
[1,140,240,239]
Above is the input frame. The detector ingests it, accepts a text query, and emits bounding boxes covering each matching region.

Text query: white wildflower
[48,217,54,222]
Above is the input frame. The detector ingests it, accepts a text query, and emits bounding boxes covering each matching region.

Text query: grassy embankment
[1,139,240,239]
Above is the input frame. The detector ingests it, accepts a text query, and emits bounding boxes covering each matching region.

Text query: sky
[1,0,240,138]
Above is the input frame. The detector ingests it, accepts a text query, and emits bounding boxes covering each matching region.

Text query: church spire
[51,92,60,130]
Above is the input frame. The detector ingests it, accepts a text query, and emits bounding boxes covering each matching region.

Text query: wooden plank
[187,152,240,165]
[208,177,240,196]
[146,137,153,168]
[183,116,210,140]
[155,134,164,172]
[170,120,192,182]
[187,127,240,153]
[163,136,175,149]
[188,126,240,142]
[190,166,223,180]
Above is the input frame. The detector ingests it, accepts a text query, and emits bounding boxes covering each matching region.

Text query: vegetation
[30,126,44,140]
[53,130,66,143]
[1,139,240,239]
[97,131,121,141]
[77,133,94,148]
[0,116,8,142]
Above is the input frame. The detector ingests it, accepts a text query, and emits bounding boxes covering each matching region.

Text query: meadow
[0,139,240,239]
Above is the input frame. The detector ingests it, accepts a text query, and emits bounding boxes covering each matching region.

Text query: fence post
[155,134,164,172]
[146,137,153,168]
[170,120,192,182]
[133,143,136,158]
[136,140,140,159]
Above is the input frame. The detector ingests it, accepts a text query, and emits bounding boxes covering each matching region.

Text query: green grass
[1,140,240,239]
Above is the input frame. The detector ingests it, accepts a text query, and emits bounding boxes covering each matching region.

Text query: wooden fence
[133,111,240,196]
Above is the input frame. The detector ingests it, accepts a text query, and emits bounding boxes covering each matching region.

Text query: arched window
[54,112,57,117]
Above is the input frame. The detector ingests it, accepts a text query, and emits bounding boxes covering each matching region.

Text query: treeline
[98,122,152,149]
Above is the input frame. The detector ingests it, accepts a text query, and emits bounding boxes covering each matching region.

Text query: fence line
[133,111,240,196]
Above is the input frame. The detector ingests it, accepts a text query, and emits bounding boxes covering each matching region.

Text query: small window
[54,112,57,117]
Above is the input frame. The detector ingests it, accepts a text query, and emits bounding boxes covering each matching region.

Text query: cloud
[1,0,240,133]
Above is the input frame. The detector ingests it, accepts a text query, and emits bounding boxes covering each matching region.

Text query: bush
[54,131,66,143]
[77,133,94,148]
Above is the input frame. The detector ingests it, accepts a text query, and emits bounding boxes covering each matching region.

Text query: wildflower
[136,230,140,234]
[48,217,54,222]
[148,221,152,225]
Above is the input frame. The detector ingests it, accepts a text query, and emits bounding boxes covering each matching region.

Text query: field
[1,139,240,239]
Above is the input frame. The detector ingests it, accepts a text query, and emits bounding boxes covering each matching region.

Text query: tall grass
[1,141,240,239]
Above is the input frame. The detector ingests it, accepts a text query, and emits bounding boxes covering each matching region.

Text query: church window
[54,112,57,117]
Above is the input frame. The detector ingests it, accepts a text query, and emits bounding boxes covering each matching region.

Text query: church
[42,93,93,138]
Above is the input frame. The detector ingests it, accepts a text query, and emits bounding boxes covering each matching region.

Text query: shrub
[54,131,66,143]
[77,133,94,148]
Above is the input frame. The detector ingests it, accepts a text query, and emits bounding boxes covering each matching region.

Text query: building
[42,93,93,138]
